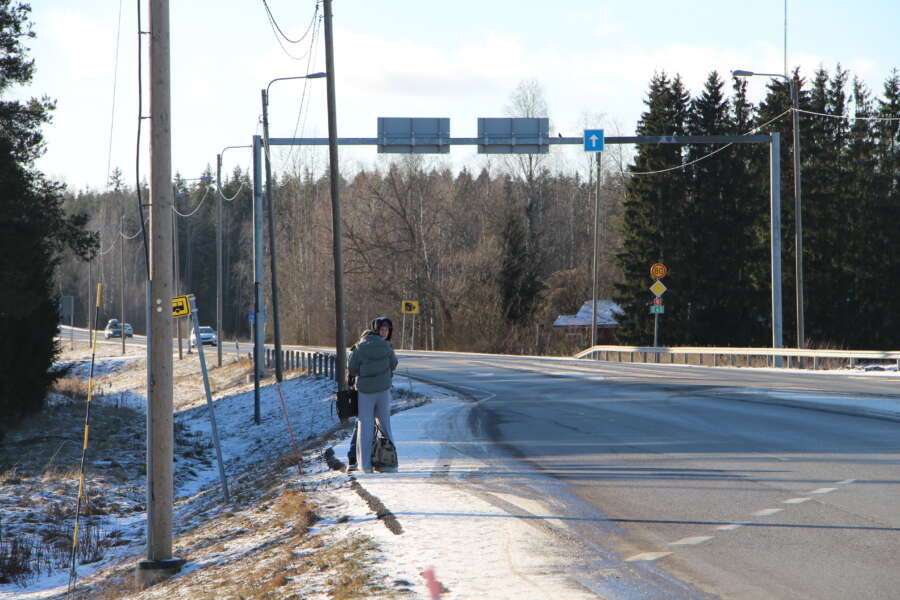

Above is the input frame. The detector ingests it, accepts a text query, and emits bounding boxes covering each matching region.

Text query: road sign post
[584,130,604,352]
[402,300,419,350]
[649,266,668,347]
[186,294,229,502]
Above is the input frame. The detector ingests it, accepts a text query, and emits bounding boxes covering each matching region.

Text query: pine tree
[0,1,96,437]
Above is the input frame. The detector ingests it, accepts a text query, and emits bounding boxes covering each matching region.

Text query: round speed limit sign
[650,263,668,279]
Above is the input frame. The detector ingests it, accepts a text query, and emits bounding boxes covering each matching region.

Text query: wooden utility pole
[137,0,183,587]
[323,0,348,388]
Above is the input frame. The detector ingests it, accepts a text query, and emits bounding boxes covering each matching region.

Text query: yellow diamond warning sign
[401,300,420,314]
[649,280,667,297]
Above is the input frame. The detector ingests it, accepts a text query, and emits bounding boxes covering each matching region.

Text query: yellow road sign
[172,295,192,317]
[402,300,420,315]
[650,280,667,297]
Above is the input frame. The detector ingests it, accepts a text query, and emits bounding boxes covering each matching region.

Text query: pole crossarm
[267,134,772,147]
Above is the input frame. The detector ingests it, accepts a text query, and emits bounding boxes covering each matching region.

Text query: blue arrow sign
[583,129,605,152]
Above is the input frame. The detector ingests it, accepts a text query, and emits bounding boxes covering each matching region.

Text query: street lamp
[216,144,252,367]
[261,72,326,382]
[733,68,805,348]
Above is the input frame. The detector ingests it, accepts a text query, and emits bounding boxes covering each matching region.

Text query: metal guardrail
[264,348,336,378]
[575,345,900,370]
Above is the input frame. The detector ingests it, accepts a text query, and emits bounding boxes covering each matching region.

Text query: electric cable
[261,0,317,44]
[216,180,246,202]
[120,216,149,239]
[172,186,212,217]
[793,107,900,121]
[263,1,319,61]
[135,0,150,279]
[283,14,323,167]
[97,234,119,256]
[630,108,792,176]
[105,0,124,188]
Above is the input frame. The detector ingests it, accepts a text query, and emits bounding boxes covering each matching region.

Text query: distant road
[57,325,246,357]
[393,351,900,599]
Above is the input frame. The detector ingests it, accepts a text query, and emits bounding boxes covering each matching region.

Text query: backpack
[371,424,398,470]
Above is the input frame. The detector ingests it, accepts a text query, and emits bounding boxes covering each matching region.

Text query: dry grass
[53,377,90,401]
[271,489,318,535]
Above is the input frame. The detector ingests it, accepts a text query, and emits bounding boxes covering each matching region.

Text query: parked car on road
[190,326,218,347]
[103,319,133,339]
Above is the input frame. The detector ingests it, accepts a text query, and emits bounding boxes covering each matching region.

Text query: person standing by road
[348,317,398,473]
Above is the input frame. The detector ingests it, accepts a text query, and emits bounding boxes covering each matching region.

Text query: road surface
[397,351,900,599]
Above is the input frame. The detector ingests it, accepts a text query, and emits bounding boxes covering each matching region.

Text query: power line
[284,14,323,167]
[794,107,900,122]
[97,233,119,256]
[261,0,318,44]
[630,108,792,176]
[105,0,124,188]
[263,1,319,60]
[121,216,149,239]
[216,180,246,202]
[172,187,212,217]
[135,0,150,279]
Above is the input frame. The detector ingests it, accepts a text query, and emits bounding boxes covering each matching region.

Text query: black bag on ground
[371,423,398,470]
[336,389,358,422]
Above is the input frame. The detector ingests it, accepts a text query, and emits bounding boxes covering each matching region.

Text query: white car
[190,326,218,347]
[103,319,133,339]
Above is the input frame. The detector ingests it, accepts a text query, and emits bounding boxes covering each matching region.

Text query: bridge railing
[575,345,900,370]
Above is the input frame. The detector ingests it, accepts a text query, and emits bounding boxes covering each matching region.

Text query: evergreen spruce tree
[755,72,799,344]
[0,1,96,438]
[871,70,900,348]
[845,78,880,347]
[729,75,771,345]
[615,72,691,344]
[682,71,738,344]
[498,181,543,324]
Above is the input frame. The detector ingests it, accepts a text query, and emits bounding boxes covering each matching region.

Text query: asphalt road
[397,351,900,600]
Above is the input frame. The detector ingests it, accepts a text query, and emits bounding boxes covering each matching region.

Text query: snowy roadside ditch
[0,354,433,599]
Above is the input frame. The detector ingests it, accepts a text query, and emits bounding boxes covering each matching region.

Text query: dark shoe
[378,466,398,473]
[347,463,357,472]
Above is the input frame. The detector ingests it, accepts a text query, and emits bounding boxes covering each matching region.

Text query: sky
[12,0,900,192]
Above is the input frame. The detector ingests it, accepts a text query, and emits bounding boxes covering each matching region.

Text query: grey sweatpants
[355,388,394,471]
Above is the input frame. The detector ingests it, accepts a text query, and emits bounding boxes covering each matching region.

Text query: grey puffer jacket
[348,331,398,393]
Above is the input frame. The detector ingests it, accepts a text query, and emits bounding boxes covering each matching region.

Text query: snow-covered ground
[3,345,899,600]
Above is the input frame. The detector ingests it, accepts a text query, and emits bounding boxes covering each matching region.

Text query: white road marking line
[716,523,744,531]
[783,497,811,504]
[752,508,783,516]
[624,552,672,562]
[668,536,712,546]
[810,487,837,494]
[836,479,856,485]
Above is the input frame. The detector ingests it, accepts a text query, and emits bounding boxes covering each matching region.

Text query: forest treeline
[59,64,900,355]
